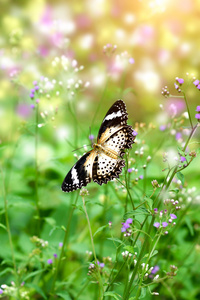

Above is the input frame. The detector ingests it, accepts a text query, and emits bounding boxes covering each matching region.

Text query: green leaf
[0,223,7,231]
[124,245,135,254]
[144,197,153,210]
[26,283,47,299]
[56,292,71,300]
[176,172,185,185]
[44,217,56,227]
[140,287,147,299]
[107,238,123,244]
[185,216,194,236]
[93,224,109,237]
[23,269,45,281]
[103,291,120,299]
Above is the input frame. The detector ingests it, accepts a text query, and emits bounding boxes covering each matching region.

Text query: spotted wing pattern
[61,100,136,192]
[92,152,125,185]
[61,151,96,192]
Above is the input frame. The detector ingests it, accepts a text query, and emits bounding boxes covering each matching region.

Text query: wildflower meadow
[0,1,200,299]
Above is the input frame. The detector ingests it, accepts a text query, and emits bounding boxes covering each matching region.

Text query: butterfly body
[62,100,136,192]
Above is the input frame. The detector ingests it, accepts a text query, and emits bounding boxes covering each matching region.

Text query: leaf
[124,245,135,254]
[0,223,7,231]
[107,238,123,244]
[44,217,56,227]
[56,292,71,300]
[139,287,147,299]
[103,291,120,299]
[23,269,45,281]
[144,197,153,210]
[93,224,109,237]
[176,172,185,185]
[185,216,194,236]
[26,283,47,299]
[169,188,179,194]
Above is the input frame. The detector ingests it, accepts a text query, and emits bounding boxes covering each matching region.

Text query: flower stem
[82,196,104,298]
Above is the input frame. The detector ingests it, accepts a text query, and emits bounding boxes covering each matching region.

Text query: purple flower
[176,132,182,140]
[128,168,133,173]
[197,84,200,90]
[195,113,200,120]
[153,222,160,228]
[151,265,160,274]
[47,259,53,264]
[180,156,186,163]
[154,208,158,213]
[169,103,177,118]
[35,85,39,91]
[36,99,40,103]
[170,214,177,219]
[29,93,35,99]
[132,130,138,136]
[30,104,35,109]
[31,88,35,93]
[174,83,179,90]
[193,79,199,86]
[16,103,31,118]
[196,106,200,112]
[89,134,94,141]
[177,78,184,85]
[59,242,63,248]
[121,218,133,232]
[139,175,143,180]
[33,80,38,85]
[53,253,58,258]
[159,125,166,131]
[129,57,135,64]
[97,261,105,268]
[0,289,3,294]
[162,222,168,228]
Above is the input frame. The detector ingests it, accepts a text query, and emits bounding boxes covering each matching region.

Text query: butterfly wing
[61,150,96,192]
[97,100,128,143]
[92,152,125,185]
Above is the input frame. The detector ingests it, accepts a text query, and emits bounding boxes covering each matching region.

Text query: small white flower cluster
[0,282,29,300]
[30,236,48,248]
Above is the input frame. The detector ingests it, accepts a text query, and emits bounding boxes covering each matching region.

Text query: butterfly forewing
[97,100,128,143]
[61,151,96,192]
[61,99,136,192]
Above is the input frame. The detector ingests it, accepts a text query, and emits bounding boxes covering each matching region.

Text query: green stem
[182,91,193,129]
[35,104,40,234]
[82,196,104,298]
[0,166,21,300]
[49,192,79,298]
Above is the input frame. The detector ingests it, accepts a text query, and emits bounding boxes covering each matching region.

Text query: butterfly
[61,100,136,192]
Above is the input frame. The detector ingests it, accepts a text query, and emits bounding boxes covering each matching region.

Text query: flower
[89,134,94,141]
[177,78,184,85]
[0,289,3,294]
[162,222,168,228]
[47,259,53,264]
[153,222,160,228]
[170,213,177,219]
[159,125,166,131]
[97,261,105,268]
[195,113,200,120]
[151,265,160,274]
[53,253,58,258]
[128,168,133,173]
[59,242,63,248]
[132,130,138,137]
[121,218,133,232]
[139,175,143,179]
[193,79,199,86]
[196,106,200,112]
[180,156,186,163]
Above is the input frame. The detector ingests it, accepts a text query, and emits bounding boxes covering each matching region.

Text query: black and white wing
[61,150,96,192]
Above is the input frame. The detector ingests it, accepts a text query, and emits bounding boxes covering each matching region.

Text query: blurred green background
[0,0,200,299]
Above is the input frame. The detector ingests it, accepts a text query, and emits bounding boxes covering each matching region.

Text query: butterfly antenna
[72,144,91,152]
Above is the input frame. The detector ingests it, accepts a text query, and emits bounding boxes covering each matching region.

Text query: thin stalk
[82,196,104,298]
[49,192,79,297]
[182,91,193,129]
[35,103,40,234]
[0,166,21,299]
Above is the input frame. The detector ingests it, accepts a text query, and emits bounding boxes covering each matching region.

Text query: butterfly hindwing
[103,125,135,158]
[61,150,96,192]
[92,152,125,185]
